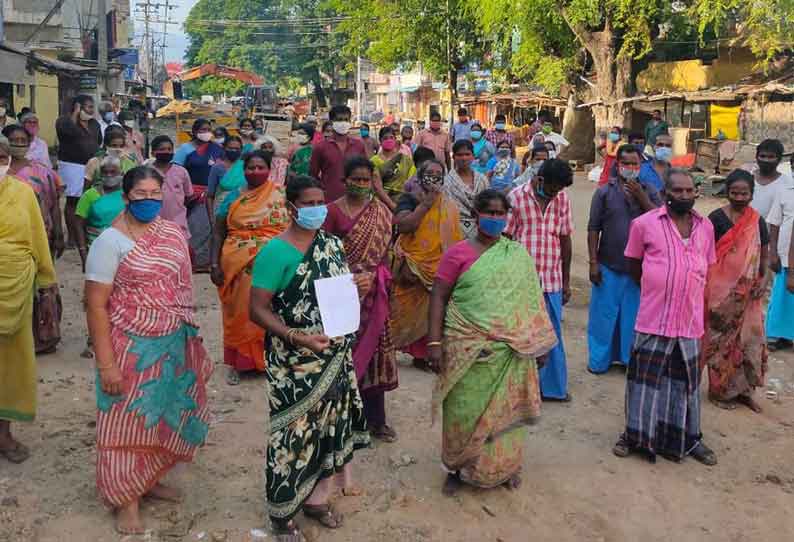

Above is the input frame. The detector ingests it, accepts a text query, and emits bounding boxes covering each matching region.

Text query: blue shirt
[639,160,665,192]
[452,120,474,142]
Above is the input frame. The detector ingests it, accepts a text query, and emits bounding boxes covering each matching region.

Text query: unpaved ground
[2,178,793,542]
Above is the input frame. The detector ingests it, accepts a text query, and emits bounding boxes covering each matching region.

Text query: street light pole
[97,0,108,99]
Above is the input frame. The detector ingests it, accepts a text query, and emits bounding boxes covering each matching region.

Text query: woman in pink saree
[85,167,213,534]
[703,169,768,413]
[323,156,399,441]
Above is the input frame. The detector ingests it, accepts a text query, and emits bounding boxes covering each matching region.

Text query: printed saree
[339,199,397,393]
[95,219,213,507]
[443,169,489,237]
[266,231,369,521]
[16,163,63,353]
[219,182,289,372]
[372,152,415,199]
[391,195,463,349]
[434,238,557,488]
[702,207,767,400]
[289,145,312,177]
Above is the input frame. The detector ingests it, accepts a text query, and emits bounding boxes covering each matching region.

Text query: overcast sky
[132,0,197,62]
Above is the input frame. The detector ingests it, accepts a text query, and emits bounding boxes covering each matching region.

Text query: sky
[132,0,198,62]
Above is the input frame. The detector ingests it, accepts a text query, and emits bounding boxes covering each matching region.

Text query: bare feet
[145,482,183,503]
[504,474,522,490]
[341,485,363,497]
[737,394,763,413]
[115,499,144,535]
[0,431,30,464]
[442,472,461,496]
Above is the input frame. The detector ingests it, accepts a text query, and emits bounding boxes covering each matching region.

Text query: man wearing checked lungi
[613,168,718,466]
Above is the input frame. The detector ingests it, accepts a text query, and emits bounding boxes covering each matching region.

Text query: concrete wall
[636,48,757,93]
[11,74,60,147]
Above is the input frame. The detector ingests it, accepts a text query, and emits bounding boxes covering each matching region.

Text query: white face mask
[0,107,7,118]
[213,137,225,145]
[547,150,557,159]
[79,110,93,121]
[240,129,253,136]
[196,132,212,142]
[332,121,351,135]
[0,163,9,178]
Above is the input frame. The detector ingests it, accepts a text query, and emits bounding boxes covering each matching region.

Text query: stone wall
[742,98,794,151]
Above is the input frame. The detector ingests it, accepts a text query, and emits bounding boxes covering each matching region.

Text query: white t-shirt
[767,183,794,264]
[85,227,135,284]
[751,171,794,220]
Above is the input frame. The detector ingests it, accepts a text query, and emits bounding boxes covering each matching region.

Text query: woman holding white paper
[249,175,370,541]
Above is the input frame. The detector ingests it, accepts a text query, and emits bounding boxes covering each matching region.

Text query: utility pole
[356,56,361,121]
[134,1,178,93]
[97,0,108,99]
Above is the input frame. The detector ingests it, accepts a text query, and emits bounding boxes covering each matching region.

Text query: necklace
[123,212,147,242]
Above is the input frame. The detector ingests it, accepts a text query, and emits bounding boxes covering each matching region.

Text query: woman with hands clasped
[85,166,212,535]
[249,175,369,541]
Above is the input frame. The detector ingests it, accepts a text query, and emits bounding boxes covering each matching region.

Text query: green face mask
[347,184,372,198]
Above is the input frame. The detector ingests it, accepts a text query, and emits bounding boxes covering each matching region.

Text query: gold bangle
[286,328,300,346]
[96,364,114,370]
[427,341,442,347]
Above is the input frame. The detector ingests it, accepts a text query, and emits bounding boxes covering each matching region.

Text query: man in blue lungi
[587,144,661,374]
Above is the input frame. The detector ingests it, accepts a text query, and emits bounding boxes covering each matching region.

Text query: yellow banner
[709,104,740,140]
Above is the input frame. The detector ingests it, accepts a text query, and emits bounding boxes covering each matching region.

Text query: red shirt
[309,137,367,201]
[506,184,573,292]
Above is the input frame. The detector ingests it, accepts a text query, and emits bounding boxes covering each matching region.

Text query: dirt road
[2,178,793,542]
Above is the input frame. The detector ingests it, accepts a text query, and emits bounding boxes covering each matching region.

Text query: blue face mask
[495,122,506,131]
[471,130,482,140]
[294,204,328,230]
[360,129,370,138]
[608,132,620,143]
[654,146,672,162]
[128,199,162,223]
[479,216,507,237]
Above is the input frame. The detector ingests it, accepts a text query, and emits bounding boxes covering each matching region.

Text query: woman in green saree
[371,126,415,206]
[429,189,557,495]
[249,175,370,541]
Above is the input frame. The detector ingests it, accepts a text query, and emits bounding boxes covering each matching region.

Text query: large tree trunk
[559,94,595,163]
[572,18,634,158]
[448,66,459,125]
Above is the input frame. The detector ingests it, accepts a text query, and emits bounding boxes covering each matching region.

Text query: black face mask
[667,197,695,215]
[225,150,242,162]
[758,160,779,176]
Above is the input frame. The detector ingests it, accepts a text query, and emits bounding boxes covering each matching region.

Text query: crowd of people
[0,95,791,540]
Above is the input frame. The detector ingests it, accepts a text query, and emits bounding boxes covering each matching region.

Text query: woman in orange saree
[210,150,289,385]
[392,159,463,371]
[703,169,768,413]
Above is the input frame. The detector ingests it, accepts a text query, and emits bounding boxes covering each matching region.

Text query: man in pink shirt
[614,168,717,466]
[415,112,451,171]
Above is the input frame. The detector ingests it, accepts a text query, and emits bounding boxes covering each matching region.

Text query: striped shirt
[624,206,715,339]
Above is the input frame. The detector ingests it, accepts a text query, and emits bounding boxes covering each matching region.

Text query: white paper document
[314,274,361,338]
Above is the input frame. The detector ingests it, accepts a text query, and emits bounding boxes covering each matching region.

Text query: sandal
[272,520,304,542]
[542,393,572,403]
[303,503,343,529]
[226,368,240,386]
[690,443,717,466]
[709,396,737,410]
[370,424,398,443]
[0,441,30,464]
[612,435,631,458]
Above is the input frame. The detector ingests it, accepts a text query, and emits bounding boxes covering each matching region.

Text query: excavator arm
[176,64,264,86]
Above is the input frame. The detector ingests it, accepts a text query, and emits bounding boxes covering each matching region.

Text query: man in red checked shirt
[506,159,574,401]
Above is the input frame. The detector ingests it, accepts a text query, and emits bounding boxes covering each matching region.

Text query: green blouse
[251,237,304,293]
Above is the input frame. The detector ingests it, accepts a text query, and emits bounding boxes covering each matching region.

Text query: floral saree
[16,163,63,353]
[433,238,557,488]
[218,182,288,371]
[95,219,213,507]
[339,200,397,393]
[372,153,415,199]
[391,195,463,350]
[702,207,767,400]
[266,231,369,521]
